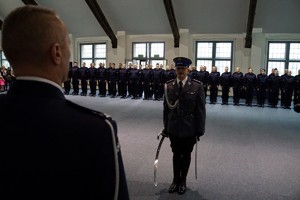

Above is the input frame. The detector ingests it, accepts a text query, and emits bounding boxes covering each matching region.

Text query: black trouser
[130,79,138,98]
[98,80,106,96]
[245,86,254,105]
[270,89,279,107]
[72,79,79,94]
[283,88,293,107]
[257,86,266,106]
[63,80,71,94]
[153,82,161,100]
[294,89,300,104]
[209,85,218,103]
[89,79,97,95]
[119,81,127,97]
[233,85,241,104]
[169,135,196,184]
[143,82,151,99]
[221,85,230,103]
[81,79,87,94]
[109,80,117,96]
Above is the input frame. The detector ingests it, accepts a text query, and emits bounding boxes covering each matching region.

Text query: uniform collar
[177,76,188,87]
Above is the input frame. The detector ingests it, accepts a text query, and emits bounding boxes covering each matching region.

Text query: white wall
[71,28,300,74]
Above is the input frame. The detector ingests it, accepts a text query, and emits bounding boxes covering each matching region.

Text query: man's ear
[50,43,62,65]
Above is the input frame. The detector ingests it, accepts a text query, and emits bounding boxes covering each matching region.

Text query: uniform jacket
[0,80,129,200]
[163,77,206,138]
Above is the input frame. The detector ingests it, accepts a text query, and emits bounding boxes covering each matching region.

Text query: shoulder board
[66,100,111,120]
[192,79,201,84]
[166,79,175,84]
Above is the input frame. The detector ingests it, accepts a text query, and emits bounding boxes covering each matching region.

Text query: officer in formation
[163,57,206,195]
[66,61,299,109]
[208,66,220,104]
[220,66,231,105]
[294,69,300,105]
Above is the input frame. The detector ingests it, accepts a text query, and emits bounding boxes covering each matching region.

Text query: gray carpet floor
[66,95,300,200]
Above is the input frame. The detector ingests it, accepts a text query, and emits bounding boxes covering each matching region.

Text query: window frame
[79,43,107,67]
[195,41,233,73]
[132,42,165,67]
[267,41,300,76]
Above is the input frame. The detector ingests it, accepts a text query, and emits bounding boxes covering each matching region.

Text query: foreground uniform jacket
[163,77,206,138]
[0,80,129,200]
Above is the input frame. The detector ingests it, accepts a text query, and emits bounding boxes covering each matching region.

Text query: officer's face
[176,66,188,80]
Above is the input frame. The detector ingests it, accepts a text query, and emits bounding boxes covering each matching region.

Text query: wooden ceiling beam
[163,0,180,48]
[21,0,38,5]
[245,0,257,48]
[85,0,117,48]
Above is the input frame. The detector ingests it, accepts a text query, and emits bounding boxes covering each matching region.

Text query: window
[267,42,300,76]
[132,42,165,68]
[195,41,233,74]
[0,51,10,68]
[80,43,106,67]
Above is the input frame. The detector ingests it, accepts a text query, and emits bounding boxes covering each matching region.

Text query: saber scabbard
[154,132,165,186]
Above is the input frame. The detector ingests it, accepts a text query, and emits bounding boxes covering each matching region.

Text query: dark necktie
[179,81,183,93]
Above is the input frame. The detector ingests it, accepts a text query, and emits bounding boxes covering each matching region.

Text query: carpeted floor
[66,94,300,200]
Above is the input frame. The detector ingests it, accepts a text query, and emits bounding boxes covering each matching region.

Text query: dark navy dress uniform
[88,65,97,96]
[0,79,129,200]
[152,68,163,100]
[118,67,128,98]
[163,57,206,195]
[96,66,107,96]
[220,71,231,105]
[268,73,281,108]
[129,67,140,99]
[208,70,220,104]
[198,70,209,98]
[294,73,300,104]
[231,71,244,105]
[244,72,256,106]
[282,74,294,109]
[79,65,89,96]
[63,65,72,95]
[71,64,80,95]
[142,67,153,100]
[256,72,268,107]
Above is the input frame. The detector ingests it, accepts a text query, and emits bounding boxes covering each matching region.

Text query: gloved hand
[161,129,169,137]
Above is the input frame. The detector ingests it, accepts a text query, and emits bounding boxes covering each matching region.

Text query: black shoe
[168,182,178,193]
[178,181,186,195]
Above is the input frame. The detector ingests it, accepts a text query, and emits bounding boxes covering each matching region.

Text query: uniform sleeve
[195,83,206,134]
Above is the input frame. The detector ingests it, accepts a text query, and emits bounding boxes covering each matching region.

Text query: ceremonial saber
[154,132,165,186]
[195,141,198,179]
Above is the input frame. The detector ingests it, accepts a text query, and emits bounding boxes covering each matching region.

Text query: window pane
[267,61,285,76]
[197,60,212,72]
[216,43,232,58]
[151,43,164,58]
[81,59,92,67]
[288,62,300,76]
[94,44,106,58]
[81,45,93,58]
[95,59,106,67]
[289,43,300,60]
[197,42,213,58]
[133,43,146,58]
[269,43,286,59]
[215,60,231,74]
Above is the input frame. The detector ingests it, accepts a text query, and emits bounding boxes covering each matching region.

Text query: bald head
[2,6,68,67]
[1,5,70,84]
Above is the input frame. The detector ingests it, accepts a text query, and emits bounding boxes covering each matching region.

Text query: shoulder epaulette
[66,100,111,119]
[192,79,201,84]
[166,79,175,84]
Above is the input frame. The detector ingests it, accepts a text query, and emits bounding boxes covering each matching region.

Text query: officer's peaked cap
[173,57,192,68]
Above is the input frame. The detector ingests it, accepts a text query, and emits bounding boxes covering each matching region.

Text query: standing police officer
[163,57,206,195]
